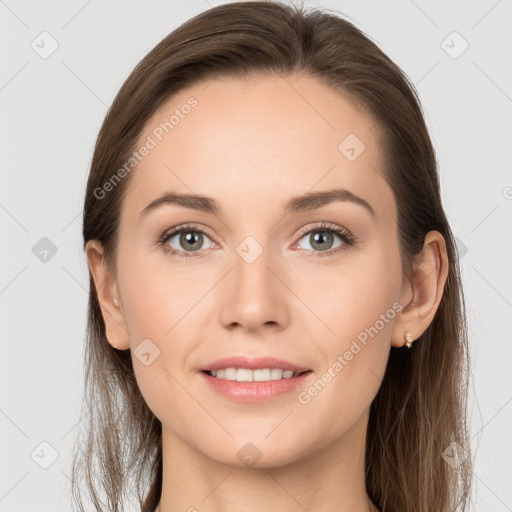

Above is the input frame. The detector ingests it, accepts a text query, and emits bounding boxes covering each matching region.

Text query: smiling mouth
[202,368,312,382]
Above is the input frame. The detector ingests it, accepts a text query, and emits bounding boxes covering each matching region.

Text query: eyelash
[158,221,356,259]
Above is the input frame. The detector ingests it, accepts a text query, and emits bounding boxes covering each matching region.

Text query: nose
[218,242,290,333]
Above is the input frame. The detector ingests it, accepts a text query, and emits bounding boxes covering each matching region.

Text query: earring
[404,332,413,349]
[113,298,119,307]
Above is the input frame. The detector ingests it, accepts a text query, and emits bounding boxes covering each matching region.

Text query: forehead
[123,73,394,224]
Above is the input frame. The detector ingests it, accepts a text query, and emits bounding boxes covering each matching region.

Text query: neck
[155,409,379,512]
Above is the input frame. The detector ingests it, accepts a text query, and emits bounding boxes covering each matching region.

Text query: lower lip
[199,371,313,402]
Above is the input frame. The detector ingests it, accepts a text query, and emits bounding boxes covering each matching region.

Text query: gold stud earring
[113,298,119,307]
[404,332,413,349]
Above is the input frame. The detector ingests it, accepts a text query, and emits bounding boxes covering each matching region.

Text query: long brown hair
[73,1,472,511]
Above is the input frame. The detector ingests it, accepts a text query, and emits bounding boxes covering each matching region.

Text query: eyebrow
[139,188,376,220]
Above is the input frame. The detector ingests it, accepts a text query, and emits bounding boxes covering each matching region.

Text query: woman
[72,1,472,511]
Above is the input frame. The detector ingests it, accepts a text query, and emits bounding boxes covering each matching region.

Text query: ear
[391,230,449,348]
[85,240,130,350]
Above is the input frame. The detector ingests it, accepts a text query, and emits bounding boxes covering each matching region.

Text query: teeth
[208,368,298,381]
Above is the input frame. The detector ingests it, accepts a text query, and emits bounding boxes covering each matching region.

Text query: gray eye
[297,230,343,252]
[167,231,213,252]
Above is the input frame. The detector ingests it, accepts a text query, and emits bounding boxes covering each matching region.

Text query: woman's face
[109,73,409,467]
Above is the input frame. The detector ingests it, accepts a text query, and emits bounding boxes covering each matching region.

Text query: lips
[200,356,311,373]
[199,367,314,402]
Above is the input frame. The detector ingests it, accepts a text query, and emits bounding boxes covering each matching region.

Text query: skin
[86,73,448,512]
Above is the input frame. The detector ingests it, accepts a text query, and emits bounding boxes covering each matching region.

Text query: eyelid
[158,222,215,243]
[293,221,353,242]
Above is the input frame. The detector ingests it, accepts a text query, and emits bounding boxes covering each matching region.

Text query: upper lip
[200,356,311,373]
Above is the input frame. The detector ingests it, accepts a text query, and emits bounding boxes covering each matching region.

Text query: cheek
[302,244,401,390]
[308,252,400,338]
[293,255,399,439]
[116,249,205,394]
[115,250,197,421]
[116,245,200,341]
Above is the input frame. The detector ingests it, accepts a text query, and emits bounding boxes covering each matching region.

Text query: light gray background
[1,1,511,510]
